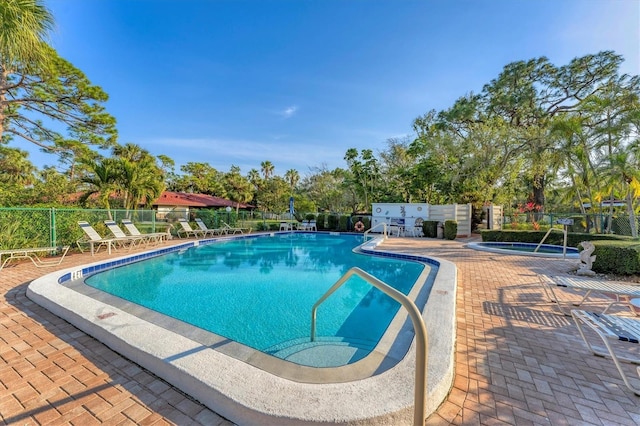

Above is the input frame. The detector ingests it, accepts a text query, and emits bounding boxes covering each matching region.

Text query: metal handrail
[310,267,428,426]
[363,222,388,240]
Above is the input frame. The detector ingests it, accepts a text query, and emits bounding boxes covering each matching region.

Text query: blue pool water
[468,242,580,258]
[85,233,427,364]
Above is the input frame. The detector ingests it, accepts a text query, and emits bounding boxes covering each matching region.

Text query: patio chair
[195,218,225,237]
[177,218,206,239]
[572,310,640,396]
[222,221,251,235]
[388,218,405,237]
[537,274,640,315]
[121,219,171,244]
[0,245,70,272]
[308,220,317,231]
[77,221,120,255]
[104,220,148,248]
[408,218,424,237]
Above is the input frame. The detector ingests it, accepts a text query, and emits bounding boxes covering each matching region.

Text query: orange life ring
[354,221,365,232]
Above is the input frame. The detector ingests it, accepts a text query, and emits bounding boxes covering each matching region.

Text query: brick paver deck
[1,236,639,425]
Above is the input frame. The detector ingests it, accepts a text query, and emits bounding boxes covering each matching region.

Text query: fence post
[50,208,57,248]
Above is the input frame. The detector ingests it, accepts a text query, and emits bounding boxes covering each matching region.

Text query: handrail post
[50,207,57,248]
[310,267,427,426]
[363,222,388,241]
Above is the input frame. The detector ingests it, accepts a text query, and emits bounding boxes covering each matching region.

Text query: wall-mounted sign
[556,218,574,225]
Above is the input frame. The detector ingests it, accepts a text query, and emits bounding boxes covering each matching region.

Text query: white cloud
[147,136,342,174]
[280,105,298,119]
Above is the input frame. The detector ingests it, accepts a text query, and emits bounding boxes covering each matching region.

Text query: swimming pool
[467,241,580,258]
[84,233,427,367]
[27,232,457,425]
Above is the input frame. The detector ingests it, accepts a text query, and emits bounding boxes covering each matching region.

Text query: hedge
[422,220,438,238]
[338,215,349,231]
[480,229,634,247]
[444,220,457,240]
[327,214,339,230]
[591,241,640,275]
[316,214,326,231]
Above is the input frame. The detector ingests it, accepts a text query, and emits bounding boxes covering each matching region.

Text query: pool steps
[266,336,376,365]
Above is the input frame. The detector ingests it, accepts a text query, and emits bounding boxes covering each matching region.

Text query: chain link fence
[0,208,165,249]
[501,212,637,236]
[0,207,361,250]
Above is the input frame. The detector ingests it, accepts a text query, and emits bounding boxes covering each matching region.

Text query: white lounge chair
[538,274,640,315]
[195,218,224,237]
[222,221,250,235]
[280,221,292,231]
[177,218,206,239]
[77,221,120,255]
[104,220,148,248]
[0,245,70,272]
[121,219,170,245]
[572,310,640,395]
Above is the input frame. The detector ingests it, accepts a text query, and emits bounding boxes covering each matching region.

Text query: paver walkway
[1,236,639,425]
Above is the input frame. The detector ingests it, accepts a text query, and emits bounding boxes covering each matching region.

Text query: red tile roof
[153,191,254,209]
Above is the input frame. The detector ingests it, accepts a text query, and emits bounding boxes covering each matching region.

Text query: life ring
[354,221,365,232]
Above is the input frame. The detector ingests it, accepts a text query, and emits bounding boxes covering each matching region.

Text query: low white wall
[371,203,473,237]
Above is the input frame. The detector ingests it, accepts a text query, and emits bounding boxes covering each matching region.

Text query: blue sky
[24,0,640,177]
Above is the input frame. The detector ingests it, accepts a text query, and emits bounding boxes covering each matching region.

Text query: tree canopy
[0,9,638,239]
[0,0,117,157]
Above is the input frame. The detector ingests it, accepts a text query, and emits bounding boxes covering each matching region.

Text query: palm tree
[284,169,299,195]
[247,168,261,188]
[261,161,274,180]
[112,144,165,211]
[0,0,54,70]
[549,116,598,214]
[79,158,119,217]
[584,75,640,232]
[113,143,148,163]
[225,166,253,213]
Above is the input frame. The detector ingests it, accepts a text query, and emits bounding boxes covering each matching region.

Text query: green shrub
[480,229,633,247]
[305,213,316,221]
[422,220,438,238]
[444,220,457,240]
[316,214,326,230]
[591,241,640,275]
[268,222,280,231]
[362,216,371,230]
[327,214,339,230]
[339,215,349,231]
[197,209,217,227]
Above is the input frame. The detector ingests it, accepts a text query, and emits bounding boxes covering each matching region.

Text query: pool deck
[2,235,640,425]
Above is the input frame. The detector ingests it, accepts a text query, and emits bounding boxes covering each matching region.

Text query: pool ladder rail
[363,222,389,240]
[310,267,428,426]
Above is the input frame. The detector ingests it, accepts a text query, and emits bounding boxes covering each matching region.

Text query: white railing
[310,267,428,426]
[363,222,388,240]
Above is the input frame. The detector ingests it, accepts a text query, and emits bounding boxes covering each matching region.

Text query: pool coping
[467,241,581,259]
[27,233,457,425]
